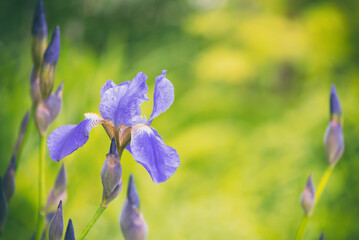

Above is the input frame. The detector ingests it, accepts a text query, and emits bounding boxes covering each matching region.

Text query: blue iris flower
[47,71,180,183]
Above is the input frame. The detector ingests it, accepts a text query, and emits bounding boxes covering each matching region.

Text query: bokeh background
[1,0,359,239]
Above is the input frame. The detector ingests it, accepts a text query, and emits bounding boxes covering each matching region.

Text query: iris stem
[294,166,334,240]
[35,134,46,240]
[78,205,106,240]
[315,166,333,204]
[294,215,309,240]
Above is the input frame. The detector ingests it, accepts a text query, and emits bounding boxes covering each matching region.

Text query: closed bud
[49,201,63,240]
[43,164,67,214]
[0,178,8,233]
[31,0,47,75]
[120,174,148,240]
[13,111,30,157]
[40,26,60,99]
[300,174,315,216]
[127,174,140,208]
[64,219,75,240]
[330,85,342,121]
[319,232,324,240]
[31,67,42,107]
[101,138,122,207]
[2,155,16,201]
[324,120,344,167]
[35,83,63,136]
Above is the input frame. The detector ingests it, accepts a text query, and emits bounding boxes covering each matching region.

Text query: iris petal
[99,83,129,126]
[100,80,116,98]
[130,125,180,183]
[148,70,174,124]
[99,73,148,128]
[47,114,103,161]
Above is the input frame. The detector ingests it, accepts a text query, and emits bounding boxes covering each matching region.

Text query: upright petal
[100,73,149,128]
[148,70,174,124]
[47,114,103,161]
[100,80,116,98]
[115,72,149,127]
[130,125,180,183]
[99,82,130,126]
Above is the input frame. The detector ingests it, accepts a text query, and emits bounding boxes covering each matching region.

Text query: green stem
[315,166,333,204]
[294,215,309,240]
[294,166,334,240]
[35,134,46,240]
[78,205,106,240]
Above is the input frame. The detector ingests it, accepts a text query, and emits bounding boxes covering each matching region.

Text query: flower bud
[120,174,148,240]
[49,201,63,240]
[31,67,42,107]
[2,155,16,201]
[330,85,342,120]
[40,26,60,99]
[31,0,47,75]
[324,120,344,167]
[319,232,324,240]
[0,178,8,233]
[300,174,315,216]
[101,138,122,207]
[43,164,67,214]
[13,111,30,157]
[35,82,63,136]
[64,219,75,240]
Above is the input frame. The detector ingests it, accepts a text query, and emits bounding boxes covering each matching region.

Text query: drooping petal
[130,125,180,183]
[100,73,149,128]
[47,114,103,161]
[126,145,132,154]
[148,70,174,124]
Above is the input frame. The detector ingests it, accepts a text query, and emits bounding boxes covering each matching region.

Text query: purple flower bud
[330,85,342,118]
[64,219,75,240]
[101,138,123,207]
[300,174,315,215]
[49,201,63,240]
[120,175,148,240]
[13,111,30,157]
[324,120,344,167]
[35,83,63,136]
[31,0,47,38]
[43,26,61,65]
[30,67,42,107]
[40,26,60,99]
[2,155,16,201]
[43,164,67,214]
[127,174,140,208]
[319,232,324,240]
[31,0,47,75]
[0,178,8,233]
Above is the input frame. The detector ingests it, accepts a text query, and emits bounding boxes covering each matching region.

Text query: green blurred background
[1,0,359,239]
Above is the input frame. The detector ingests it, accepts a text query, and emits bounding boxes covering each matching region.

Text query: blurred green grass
[1,0,359,239]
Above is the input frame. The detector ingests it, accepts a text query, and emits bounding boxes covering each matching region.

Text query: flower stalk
[294,167,333,240]
[315,166,333,204]
[77,205,106,240]
[35,134,47,240]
